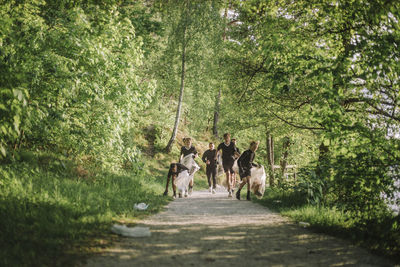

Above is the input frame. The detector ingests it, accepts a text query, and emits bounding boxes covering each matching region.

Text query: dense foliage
[225,0,400,257]
[0,0,155,168]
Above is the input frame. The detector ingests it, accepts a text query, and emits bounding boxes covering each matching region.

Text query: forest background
[1,0,400,265]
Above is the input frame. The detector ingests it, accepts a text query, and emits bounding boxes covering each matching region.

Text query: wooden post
[280,136,291,183]
[266,128,275,187]
[316,141,329,177]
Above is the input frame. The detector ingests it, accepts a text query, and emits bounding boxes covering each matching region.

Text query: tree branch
[238,57,268,103]
[267,109,324,131]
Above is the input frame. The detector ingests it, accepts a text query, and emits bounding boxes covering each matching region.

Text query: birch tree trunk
[212,88,221,138]
[165,28,187,153]
[212,0,229,138]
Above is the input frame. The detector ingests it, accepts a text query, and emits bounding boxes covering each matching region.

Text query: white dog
[175,153,200,197]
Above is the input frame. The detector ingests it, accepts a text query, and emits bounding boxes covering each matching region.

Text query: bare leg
[238,177,247,190]
[236,177,246,200]
[236,177,251,200]
[232,172,236,190]
[225,171,231,192]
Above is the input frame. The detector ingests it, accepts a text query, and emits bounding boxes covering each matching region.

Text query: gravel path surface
[85,190,394,267]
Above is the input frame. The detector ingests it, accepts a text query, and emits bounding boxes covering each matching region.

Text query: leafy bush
[1,1,156,169]
[296,167,327,205]
[331,150,396,223]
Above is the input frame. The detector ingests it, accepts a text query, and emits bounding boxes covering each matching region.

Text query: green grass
[0,141,211,266]
[283,206,352,232]
[0,151,170,266]
[255,188,400,263]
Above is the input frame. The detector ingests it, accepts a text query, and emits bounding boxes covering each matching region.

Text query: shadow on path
[85,191,394,267]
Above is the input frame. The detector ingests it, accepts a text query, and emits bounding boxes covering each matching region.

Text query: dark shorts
[239,168,251,179]
[222,160,234,173]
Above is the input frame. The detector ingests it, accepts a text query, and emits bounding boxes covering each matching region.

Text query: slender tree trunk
[212,1,229,138]
[316,141,329,177]
[165,29,187,153]
[212,88,221,138]
[266,129,275,187]
[222,1,229,41]
[280,137,291,181]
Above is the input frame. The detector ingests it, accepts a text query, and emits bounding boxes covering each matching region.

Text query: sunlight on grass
[283,206,352,230]
[0,155,169,266]
[256,188,400,261]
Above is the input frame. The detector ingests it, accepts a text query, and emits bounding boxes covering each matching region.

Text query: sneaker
[209,187,212,192]
[212,189,216,194]
[236,190,241,200]
[246,192,251,201]
[228,191,232,197]
[173,191,177,199]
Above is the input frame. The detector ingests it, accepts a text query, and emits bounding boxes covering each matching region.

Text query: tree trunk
[212,1,229,138]
[316,141,329,177]
[280,136,291,182]
[266,129,275,187]
[212,88,221,138]
[165,28,187,153]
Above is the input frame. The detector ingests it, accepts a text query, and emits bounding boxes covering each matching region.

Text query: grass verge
[0,151,170,266]
[255,188,400,263]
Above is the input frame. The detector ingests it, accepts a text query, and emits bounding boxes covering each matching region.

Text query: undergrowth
[256,188,400,263]
[0,150,169,266]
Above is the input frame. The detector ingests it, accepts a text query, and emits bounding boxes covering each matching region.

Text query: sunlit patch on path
[85,191,392,267]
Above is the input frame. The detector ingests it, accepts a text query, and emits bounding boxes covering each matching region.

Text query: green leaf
[0,145,6,157]
[13,89,24,101]
[1,126,7,134]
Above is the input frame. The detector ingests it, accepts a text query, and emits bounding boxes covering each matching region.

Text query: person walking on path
[163,163,189,198]
[236,141,259,201]
[216,133,239,197]
[202,142,218,194]
[180,137,198,195]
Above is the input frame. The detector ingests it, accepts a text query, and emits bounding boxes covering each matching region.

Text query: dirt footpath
[85,190,394,267]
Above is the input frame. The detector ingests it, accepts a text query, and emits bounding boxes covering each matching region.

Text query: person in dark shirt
[180,137,198,195]
[232,138,241,155]
[163,163,189,198]
[180,137,198,160]
[231,138,241,190]
[202,142,217,194]
[216,133,239,197]
[236,141,259,201]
